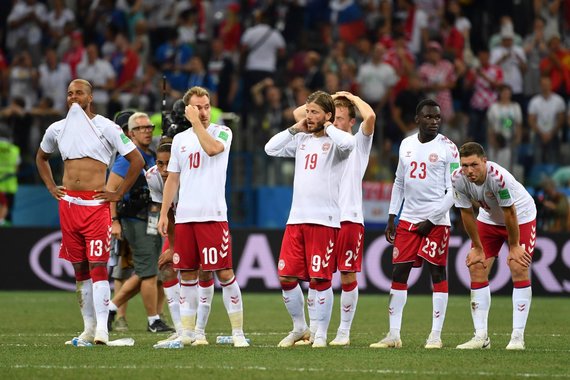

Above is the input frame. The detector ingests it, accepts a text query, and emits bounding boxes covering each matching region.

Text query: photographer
[162,99,192,138]
[106,112,174,333]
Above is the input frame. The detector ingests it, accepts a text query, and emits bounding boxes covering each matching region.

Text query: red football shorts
[477,219,537,259]
[278,224,338,281]
[173,221,232,271]
[392,220,450,267]
[336,221,364,272]
[59,191,111,264]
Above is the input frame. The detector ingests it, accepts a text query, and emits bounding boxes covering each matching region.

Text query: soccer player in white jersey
[265,90,356,348]
[292,92,375,346]
[370,99,459,349]
[453,142,536,350]
[148,137,216,348]
[157,86,248,348]
[36,79,144,345]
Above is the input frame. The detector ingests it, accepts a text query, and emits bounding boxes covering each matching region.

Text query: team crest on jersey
[322,142,331,152]
[393,247,400,259]
[173,253,180,264]
[299,144,305,150]
[429,153,438,162]
[278,259,285,270]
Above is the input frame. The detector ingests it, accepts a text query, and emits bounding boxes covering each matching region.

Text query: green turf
[0,291,568,379]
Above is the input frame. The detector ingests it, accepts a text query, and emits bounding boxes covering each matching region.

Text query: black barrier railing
[1,228,569,295]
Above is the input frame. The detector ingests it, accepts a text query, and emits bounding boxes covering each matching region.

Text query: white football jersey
[265,126,355,228]
[389,133,459,225]
[146,165,179,211]
[40,103,135,165]
[452,161,536,225]
[167,123,231,223]
[339,125,373,224]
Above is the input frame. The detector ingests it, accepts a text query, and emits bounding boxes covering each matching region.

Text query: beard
[308,118,326,134]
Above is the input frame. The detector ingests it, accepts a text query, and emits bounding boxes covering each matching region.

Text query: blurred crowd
[0,0,569,231]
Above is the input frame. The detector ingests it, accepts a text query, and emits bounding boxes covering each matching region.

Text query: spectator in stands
[62,30,86,79]
[154,28,193,93]
[539,31,570,100]
[38,48,72,113]
[490,24,527,106]
[523,17,549,101]
[207,38,237,112]
[46,0,76,47]
[489,16,523,50]
[217,3,241,57]
[392,74,425,138]
[537,177,570,233]
[186,56,217,105]
[76,44,116,116]
[6,0,47,65]
[534,0,561,35]
[418,41,456,124]
[356,42,398,118]
[528,75,565,164]
[251,78,292,146]
[384,32,416,99]
[396,0,429,58]
[7,51,38,112]
[303,51,325,92]
[240,8,286,128]
[486,84,522,172]
[0,97,33,160]
[465,48,503,145]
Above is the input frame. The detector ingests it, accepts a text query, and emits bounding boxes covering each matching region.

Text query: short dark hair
[306,91,335,121]
[416,99,440,116]
[334,97,356,119]
[459,142,486,158]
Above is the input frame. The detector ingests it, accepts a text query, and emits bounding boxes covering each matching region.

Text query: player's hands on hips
[507,245,532,268]
[93,189,122,202]
[385,221,396,244]
[49,185,67,200]
[415,220,434,236]
[159,248,174,269]
[466,247,487,268]
[157,214,169,237]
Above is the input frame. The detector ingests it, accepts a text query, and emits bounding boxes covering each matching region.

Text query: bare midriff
[63,157,108,191]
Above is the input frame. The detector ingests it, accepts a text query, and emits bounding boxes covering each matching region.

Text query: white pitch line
[5,364,570,378]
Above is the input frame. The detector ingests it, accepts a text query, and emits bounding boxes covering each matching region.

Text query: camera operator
[106,111,174,333]
[162,99,192,138]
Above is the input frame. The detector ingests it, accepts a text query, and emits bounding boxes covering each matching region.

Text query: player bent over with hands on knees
[292,91,375,346]
[36,79,144,346]
[157,86,248,348]
[265,91,355,348]
[148,137,216,348]
[453,142,536,350]
[370,99,459,349]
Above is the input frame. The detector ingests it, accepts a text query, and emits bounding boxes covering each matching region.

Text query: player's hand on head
[466,247,487,268]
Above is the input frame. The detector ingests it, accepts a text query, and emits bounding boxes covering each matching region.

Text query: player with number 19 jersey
[389,133,459,266]
[265,125,355,280]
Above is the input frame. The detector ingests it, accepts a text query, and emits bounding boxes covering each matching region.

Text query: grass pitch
[0,291,568,379]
